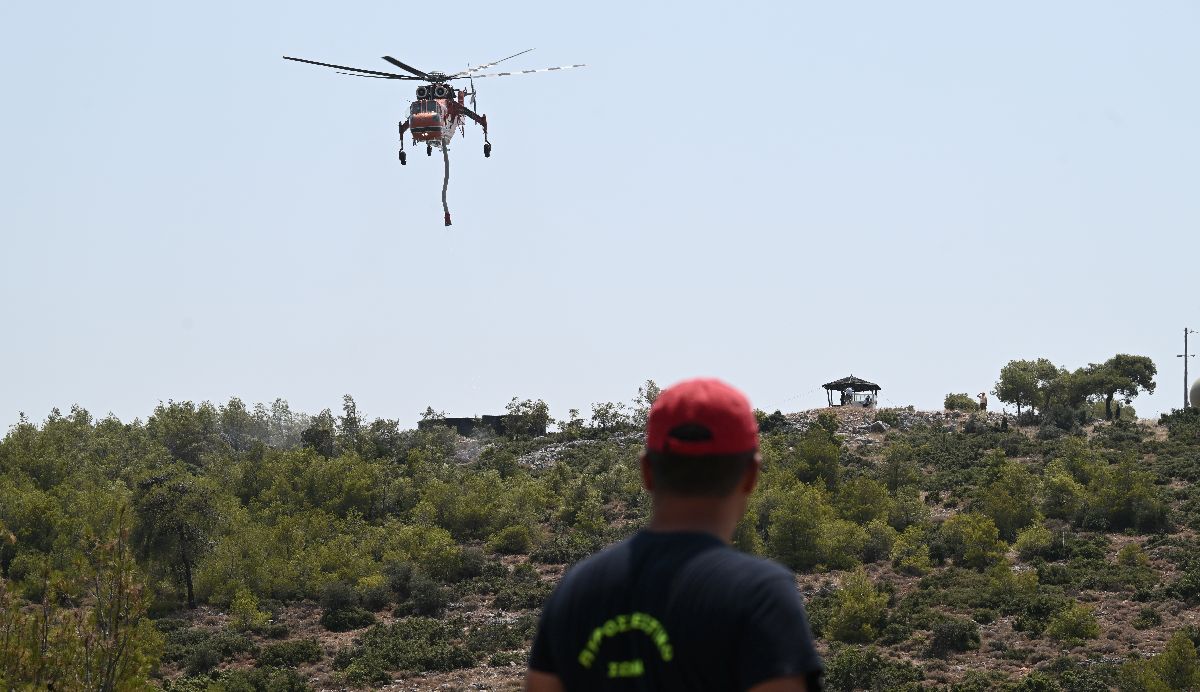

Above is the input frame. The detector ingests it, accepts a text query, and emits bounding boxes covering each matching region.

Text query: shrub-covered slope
[3,398,1200,690]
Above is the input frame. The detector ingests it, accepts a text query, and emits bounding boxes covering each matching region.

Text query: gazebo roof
[823,375,881,392]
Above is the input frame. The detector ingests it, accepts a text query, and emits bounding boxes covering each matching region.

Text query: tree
[631,380,661,427]
[944,393,979,412]
[264,398,308,449]
[146,400,225,467]
[1155,630,1200,690]
[338,394,364,452]
[1088,354,1157,420]
[836,477,894,525]
[941,513,1007,570]
[219,397,268,453]
[977,461,1042,540]
[300,409,336,458]
[504,398,550,439]
[132,468,219,608]
[827,568,888,643]
[558,408,587,439]
[766,483,835,571]
[0,512,162,690]
[994,359,1062,418]
[1045,603,1100,644]
[589,401,632,432]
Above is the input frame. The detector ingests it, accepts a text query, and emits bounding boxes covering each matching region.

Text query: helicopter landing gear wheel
[483,142,491,158]
[399,150,407,165]
[426,144,432,157]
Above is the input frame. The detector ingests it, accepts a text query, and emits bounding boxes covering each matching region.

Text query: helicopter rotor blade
[283,55,419,79]
[447,48,534,79]
[381,56,432,80]
[335,71,407,80]
[454,64,586,79]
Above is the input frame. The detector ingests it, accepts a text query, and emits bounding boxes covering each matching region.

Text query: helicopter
[282,50,585,226]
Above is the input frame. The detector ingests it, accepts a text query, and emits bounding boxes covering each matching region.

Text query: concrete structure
[417,414,546,437]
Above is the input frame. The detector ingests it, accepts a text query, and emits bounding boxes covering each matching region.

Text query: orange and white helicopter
[283,50,585,226]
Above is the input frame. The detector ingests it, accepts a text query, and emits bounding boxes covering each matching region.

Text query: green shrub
[1160,408,1200,443]
[230,586,270,632]
[888,486,930,530]
[530,529,598,564]
[492,563,552,611]
[944,394,979,412]
[258,638,322,668]
[1010,670,1064,691]
[824,645,921,691]
[978,461,1042,540]
[1133,606,1162,630]
[165,627,256,674]
[465,615,536,660]
[827,569,888,643]
[1011,592,1072,636]
[1042,464,1085,520]
[209,667,312,692]
[338,617,475,685]
[818,519,870,569]
[1117,542,1151,568]
[941,513,1007,570]
[185,645,222,675]
[891,525,932,575]
[972,609,996,625]
[837,477,894,525]
[863,520,898,563]
[320,607,376,632]
[320,581,357,612]
[394,570,448,617]
[1015,524,1055,561]
[766,482,854,570]
[1155,630,1200,690]
[756,409,790,434]
[929,617,981,656]
[1036,562,1073,586]
[487,524,535,554]
[320,580,377,631]
[874,409,902,428]
[1045,603,1100,644]
[488,650,525,667]
[880,444,921,493]
[356,574,391,611]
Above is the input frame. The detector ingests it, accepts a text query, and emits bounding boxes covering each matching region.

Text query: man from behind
[526,378,824,691]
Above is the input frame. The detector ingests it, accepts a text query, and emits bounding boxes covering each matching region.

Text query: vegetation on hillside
[3,359,1200,690]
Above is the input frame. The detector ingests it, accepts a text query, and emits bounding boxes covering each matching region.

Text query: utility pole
[1179,328,1197,408]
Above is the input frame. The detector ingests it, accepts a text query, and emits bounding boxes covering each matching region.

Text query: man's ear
[639,452,654,492]
[740,453,762,494]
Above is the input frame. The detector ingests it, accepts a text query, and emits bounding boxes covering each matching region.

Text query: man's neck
[646,496,740,543]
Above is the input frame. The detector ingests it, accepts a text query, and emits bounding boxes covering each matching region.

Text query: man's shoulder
[554,535,638,589]
[686,545,796,590]
[553,533,797,599]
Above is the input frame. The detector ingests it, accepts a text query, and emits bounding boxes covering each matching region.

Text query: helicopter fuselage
[408,85,466,145]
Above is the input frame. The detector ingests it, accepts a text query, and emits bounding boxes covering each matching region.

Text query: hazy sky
[2,1,1197,428]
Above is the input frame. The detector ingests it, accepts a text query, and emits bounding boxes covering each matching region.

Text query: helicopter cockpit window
[412,101,442,115]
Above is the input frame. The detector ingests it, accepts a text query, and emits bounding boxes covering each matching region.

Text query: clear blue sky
[2,1,1197,426]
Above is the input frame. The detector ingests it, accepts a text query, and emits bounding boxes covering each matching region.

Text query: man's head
[641,378,760,500]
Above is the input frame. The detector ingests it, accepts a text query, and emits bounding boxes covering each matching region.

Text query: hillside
[3,398,1200,690]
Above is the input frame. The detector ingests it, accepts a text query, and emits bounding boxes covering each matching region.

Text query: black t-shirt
[529,530,824,691]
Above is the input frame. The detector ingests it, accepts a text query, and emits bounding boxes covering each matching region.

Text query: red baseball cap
[646,378,759,456]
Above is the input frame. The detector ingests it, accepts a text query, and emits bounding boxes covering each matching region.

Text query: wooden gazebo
[823,375,881,408]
